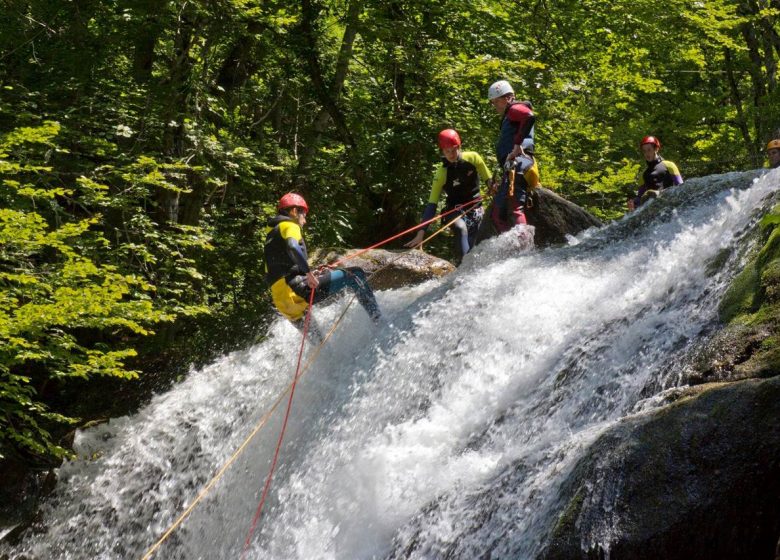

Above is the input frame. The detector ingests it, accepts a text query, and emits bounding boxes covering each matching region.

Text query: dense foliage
[1,0,779,461]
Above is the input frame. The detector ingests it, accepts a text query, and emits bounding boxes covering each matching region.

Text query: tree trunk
[157,3,197,225]
[295,0,365,195]
[724,48,754,154]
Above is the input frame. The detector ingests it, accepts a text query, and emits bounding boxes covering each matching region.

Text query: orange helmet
[640,135,661,149]
[437,129,462,150]
[767,139,780,151]
[278,193,309,213]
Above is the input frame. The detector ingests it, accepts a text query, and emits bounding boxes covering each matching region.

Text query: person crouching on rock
[404,128,491,260]
[627,135,683,211]
[264,193,382,338]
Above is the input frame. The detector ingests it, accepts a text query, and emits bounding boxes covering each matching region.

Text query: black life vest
[264,215,308,285]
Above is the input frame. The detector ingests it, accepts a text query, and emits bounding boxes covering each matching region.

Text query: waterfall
[2,169,777,560]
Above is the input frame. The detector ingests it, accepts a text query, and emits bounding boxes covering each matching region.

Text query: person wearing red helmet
[628,135,684,211]
[404,129,491,259]
[264,193,381,332]
[766,139,780,169]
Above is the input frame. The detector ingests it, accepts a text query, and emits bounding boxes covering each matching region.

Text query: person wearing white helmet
[487,79,540,232]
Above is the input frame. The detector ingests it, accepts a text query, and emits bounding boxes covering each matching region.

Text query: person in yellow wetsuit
[404,129,491,258]
[264,193,382,336]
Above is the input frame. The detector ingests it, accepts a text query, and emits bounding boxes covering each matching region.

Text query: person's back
[264,193,382,337]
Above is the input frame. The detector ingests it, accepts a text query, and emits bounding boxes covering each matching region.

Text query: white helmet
[488,80,514,100]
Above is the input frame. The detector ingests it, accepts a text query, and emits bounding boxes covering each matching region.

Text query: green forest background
[1,0,779,463]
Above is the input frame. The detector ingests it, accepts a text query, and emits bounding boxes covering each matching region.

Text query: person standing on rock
[487,79,541,233]
[405,129,491,260]
[627,135,683,211]
[766,139,780,169]
[264,193,382,335]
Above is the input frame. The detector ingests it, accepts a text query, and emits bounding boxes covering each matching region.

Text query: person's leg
[449,216,470,257]
[322,267,382,323]
[491,172,511,233]
[464,206,484,251]
[510,181,528,226]
[291,315,324,344]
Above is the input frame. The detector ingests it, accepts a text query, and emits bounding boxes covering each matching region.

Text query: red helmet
[640,135,661,149]
[278,192,309,213]
[438,129,462,150]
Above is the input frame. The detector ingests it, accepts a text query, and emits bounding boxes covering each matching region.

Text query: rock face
[477,188,603,247]
[538,202,780,560]
[539,377,780,560]
[311,248,456,290]
[0,450,56,544]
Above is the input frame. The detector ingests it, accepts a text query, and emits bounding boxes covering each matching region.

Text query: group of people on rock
[404,80,540,259]
[263,79,780,334]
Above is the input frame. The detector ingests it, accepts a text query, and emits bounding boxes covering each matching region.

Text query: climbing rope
[329,197,483,267]
[239,287,315,559]
[138,199,484,559]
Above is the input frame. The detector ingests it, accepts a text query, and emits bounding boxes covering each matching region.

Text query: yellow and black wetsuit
[633,157,684,208]
[420,151,491,256]
[264,215,311,321]
[264,214,382,324]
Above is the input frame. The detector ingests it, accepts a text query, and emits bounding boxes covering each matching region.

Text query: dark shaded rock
[539,377,780,560]
[0,447,58,544]
[683,322,780,384]
[476,188,603,247]
[310,248,456,290]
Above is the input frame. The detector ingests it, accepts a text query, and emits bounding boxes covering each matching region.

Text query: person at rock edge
[264,193,382,338]
[488,79,541,233]
[404,129,491,259]
[766,139,780,169]
[627,135,683,211]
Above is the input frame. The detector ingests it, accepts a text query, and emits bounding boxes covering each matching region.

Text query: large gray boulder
[539,377,780,560]
[311,248,455,290]
[477,188,603,247]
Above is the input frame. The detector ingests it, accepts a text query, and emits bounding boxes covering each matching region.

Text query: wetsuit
[493,101,540,232]
[264,215,381,326]
[419,151,490,257]
[633,157,683,208]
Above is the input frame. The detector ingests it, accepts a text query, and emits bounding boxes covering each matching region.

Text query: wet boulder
[310,248,456,290]
[477,188,603,247]
[0,448,58,545]
[539,376,780,560]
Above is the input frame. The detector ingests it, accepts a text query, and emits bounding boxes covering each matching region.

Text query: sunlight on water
[3,169,777,560]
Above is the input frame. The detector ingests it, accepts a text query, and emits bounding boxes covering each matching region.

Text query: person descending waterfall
[264,193,382,338]
[487,79,541,233]
[766,139,780,169]
[404,129,491,260]
[627,135,684,211]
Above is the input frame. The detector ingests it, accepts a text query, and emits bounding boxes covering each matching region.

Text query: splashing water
[2,170,777,560]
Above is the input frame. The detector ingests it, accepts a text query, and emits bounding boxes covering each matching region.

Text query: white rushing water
[2,170,778,560]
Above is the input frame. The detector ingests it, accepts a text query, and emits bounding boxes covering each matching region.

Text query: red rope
[328,197,483,268]
[239,287,316,559]
[238,198,482,554]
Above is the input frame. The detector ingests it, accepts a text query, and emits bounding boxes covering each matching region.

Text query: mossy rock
[538,377,780,560]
